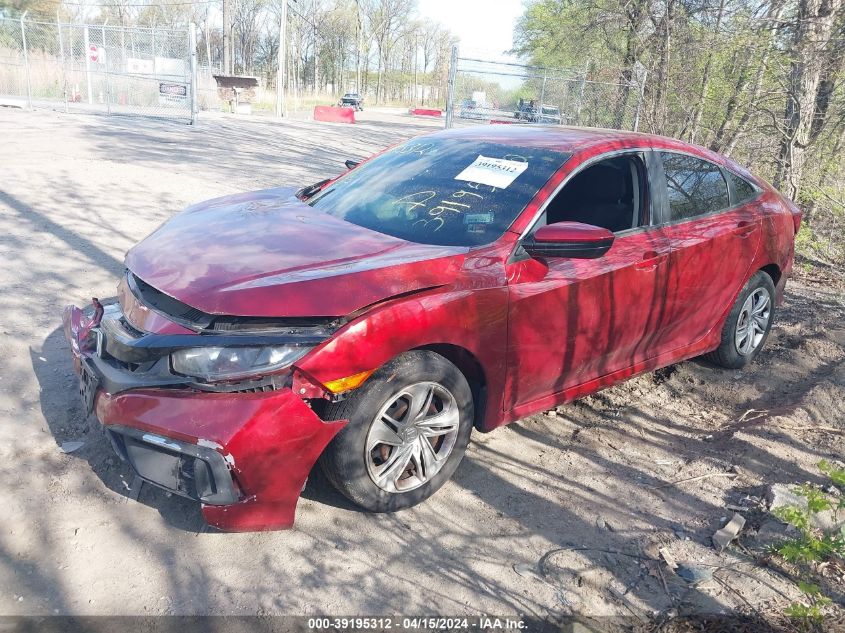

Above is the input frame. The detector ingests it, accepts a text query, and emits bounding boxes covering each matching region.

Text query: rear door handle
[635,250,667,271]
[733,220,756,237]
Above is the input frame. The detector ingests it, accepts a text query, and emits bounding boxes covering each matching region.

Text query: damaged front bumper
[62,301,346,531]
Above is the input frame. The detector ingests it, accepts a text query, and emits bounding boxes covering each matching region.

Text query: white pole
[103,20,111,114]
[444,44,457,129]
[189,23,198,124]
[20,11,32,109]
[57,10,68,112]
[275,0,287,117]
[84,25,93,104]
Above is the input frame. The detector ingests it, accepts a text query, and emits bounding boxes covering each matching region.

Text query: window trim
[652,149,762,227]
[723,167,761,208]
[517,148,655,242]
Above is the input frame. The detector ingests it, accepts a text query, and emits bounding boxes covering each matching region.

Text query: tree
[776,0,844,200]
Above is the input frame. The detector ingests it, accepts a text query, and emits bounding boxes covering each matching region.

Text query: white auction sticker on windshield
[454,155,528,189]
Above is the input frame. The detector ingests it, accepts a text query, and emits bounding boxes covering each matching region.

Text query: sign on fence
[88,44,103,64]
[0,16,197,122]
[126,58,154,74]
[159,82,188,106]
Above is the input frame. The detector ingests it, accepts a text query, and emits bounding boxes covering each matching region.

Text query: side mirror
[345,159,360,170]
[522,221,615,259]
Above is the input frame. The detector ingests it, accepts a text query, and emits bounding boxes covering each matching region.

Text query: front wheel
[319,351,474,512]
[705,271,776,369]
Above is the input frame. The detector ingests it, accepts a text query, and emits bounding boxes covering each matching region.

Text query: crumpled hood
[125,187,468,318]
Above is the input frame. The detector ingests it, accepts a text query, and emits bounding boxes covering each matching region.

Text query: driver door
[503,151,673,412]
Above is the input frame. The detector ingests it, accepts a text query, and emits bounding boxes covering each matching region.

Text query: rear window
[308,138,570,246]
[660,152,730,221]
[727,171,757,204]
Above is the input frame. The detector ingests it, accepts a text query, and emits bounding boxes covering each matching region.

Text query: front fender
[296,287,509,430]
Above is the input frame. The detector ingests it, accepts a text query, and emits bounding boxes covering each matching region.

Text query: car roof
[429,124,730,165]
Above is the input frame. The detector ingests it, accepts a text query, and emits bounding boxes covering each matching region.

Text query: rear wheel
[319,351,473,512]
[705,271,775,369]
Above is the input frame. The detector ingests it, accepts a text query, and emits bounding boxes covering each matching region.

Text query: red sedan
[63,126,800,531]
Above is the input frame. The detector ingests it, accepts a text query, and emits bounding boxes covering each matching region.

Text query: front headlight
[171,345,311,382]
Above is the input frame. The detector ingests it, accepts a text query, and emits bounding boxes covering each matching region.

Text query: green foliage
[785,581,832,627]
[772,462,845,626]
[819,460,845,489]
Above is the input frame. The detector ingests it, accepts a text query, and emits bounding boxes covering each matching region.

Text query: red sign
[88,44,100,63]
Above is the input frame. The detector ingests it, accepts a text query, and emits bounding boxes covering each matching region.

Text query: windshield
[308,138,569,247]
[542,107,558,114]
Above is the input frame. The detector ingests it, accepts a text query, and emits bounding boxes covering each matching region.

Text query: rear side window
[660,152,729,221]
[727,171,757,204]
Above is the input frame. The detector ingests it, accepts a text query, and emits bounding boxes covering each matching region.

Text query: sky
[416,0,525,58]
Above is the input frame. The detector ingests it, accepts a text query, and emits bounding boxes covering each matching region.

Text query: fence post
[189,23,198,125]
[275,0,287,118]
[574,63,588,126]
[84,25,93,104]
[539,70,547,110]
[20,12,33,109]
[444,44,457,129]
[632,64,647,132]
[103,21,111,114]
[56,12,68,112]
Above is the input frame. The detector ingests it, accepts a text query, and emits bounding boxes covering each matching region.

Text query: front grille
[229,384,278,393]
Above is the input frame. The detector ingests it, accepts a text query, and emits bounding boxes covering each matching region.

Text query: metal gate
[0,16,197,123]
[444,47,646,132]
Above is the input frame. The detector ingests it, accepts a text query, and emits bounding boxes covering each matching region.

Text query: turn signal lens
[323,369,375,394]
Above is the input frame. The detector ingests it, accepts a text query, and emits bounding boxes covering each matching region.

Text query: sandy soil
[0,107,843,625]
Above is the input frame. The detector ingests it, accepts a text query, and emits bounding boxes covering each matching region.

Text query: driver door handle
[635,250,667,271]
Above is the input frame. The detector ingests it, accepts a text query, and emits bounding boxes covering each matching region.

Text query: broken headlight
[170,345,311,382]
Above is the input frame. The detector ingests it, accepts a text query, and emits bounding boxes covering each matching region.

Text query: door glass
[660,153,729,221]
[727,171,757,205]
[542,155,645,233]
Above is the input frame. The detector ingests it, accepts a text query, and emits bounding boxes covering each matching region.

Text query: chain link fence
[0,16,198,122]
[445,48,646,132]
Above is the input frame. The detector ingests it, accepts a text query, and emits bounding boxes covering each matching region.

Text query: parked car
[64,126,800,531]
[514,100,537,121]
[536,105,562,124]
[339,93,363,110]
[459,99,482,119]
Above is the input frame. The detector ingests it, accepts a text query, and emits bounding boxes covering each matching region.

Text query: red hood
[125,187,468,317]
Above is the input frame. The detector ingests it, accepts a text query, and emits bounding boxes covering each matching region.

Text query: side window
[660,153,729,221]
[541,155,647,233]
[727,171,757,205]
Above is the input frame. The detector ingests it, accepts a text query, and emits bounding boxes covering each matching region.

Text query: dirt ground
[1,107,844,626]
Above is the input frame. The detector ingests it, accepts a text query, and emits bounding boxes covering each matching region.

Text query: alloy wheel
[365,381,460,493]
[735,287,771,355]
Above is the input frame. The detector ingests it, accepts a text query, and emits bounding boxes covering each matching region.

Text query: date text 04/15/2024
[306,617,528,631]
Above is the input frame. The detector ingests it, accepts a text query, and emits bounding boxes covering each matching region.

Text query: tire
[705,270,776,369]
[319,351,474,512]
